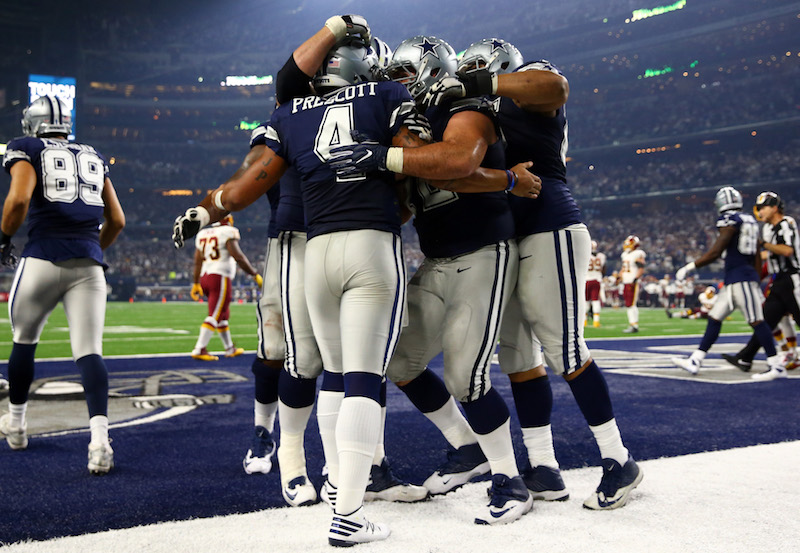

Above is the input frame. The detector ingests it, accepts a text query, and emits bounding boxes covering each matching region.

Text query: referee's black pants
[739,273,800,362]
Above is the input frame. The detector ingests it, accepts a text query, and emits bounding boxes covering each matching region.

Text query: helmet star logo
[414,37,440,60]
[490,39,507,54]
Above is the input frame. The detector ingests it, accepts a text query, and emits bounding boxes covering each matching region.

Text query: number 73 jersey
[3,136,107,244]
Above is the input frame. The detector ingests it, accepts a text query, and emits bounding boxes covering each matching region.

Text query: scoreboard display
[28,74,77,140]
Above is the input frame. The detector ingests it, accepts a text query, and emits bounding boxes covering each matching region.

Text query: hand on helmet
[422,77,466,109]
[326,131,388,177]
[172,206,210,249]
[325,15,371,45]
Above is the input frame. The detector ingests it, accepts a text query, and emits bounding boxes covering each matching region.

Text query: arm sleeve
[276,55,312,105]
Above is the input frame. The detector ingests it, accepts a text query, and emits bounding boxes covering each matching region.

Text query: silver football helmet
[312,43,379,94]
[458,38,523,76]
[714,186,743,213]
[371,37,393,70]
[386,35,457,102]
[22,95,72,137]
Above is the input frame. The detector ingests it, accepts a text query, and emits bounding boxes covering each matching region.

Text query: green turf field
[0,302,752,361]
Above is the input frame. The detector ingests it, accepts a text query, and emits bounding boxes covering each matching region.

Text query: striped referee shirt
[763,215,800,275]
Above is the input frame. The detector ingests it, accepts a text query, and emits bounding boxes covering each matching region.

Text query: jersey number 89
[41,147,105,207]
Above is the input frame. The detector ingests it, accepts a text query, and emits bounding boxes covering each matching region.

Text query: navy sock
[461,387,510,435]
[251,358,281,404]
[510,375,553,428]
[698,318,722,352]
[278,370,317,408]
[8,343,37,405]
[76,354,109,418]
[567,361,614,427]
[398,368,451,414]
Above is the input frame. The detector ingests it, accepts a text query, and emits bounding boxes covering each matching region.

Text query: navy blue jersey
[717,210,760,284]
[494,60,582,236]
[3,136,106,265]
[264,81,415,239]
[274,166,306,233]
[411,98,514,258]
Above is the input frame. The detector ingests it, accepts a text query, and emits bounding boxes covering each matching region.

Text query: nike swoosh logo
[457,267,471,273]
[441,477,452,485]
[286,489,298,500]
[355,150,373,164]
[490,507,512,518]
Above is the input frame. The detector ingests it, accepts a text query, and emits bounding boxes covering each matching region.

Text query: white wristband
[385,147,404,173]
[684,262,696,272]
[324,16,347,39]
[213,189,225,210]
[490,74,499,95]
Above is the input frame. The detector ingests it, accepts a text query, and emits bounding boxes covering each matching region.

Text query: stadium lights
[626,0,687,23]
[221,75,274,87]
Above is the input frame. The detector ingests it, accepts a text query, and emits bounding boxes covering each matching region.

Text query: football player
[190,214,261,360]
[619,235,646,333]
[671,187,783,377]
[0,96,125,474]
[720,191,799,380]
[587,240,607,327]
[419,39,644,510]
[328,34,547,525]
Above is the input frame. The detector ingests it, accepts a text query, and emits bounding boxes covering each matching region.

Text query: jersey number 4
[41,147,104,206]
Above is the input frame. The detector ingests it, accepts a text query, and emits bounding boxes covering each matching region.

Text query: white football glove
[325,15,370,44]
[675,262,696,282]
[422,77,466,109]
[403,111,433,142]
[172,206,210,249]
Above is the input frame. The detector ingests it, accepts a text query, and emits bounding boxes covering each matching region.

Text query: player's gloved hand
[0,233,18,269]
[327,131,389,177]
[507,162,542,199]
[325,14,370,44]
[190,283,204,302]
[253,273,264,288]
[675,262,696,281]
[173,206,210,249]
[403,111,433,142]
[422,77,466,109]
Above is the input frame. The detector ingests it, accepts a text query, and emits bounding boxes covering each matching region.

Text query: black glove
[460,69,496,97]
[326,131,388,177]
[0,233,18,269]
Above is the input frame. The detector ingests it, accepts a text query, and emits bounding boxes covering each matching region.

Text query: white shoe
[320,479,337,508]
[0,376,8,390]
[242,426,276,475]
[671,356,700,375]
[281,475,318,507]
[474,475,533,525]
[0,413,28,450]
[88,441,114,474]
[328,506,390,547]
[751,365,788,381]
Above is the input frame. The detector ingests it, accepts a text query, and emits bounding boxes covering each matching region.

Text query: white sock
[254,400,278,432]
[9,402,27,428]
[690,350,707,365]
[335,396,381,515]
[627,307,639,326]
[473,418,518,478]
[767,354,784,368]
[193,325,215,352]
[316,390,344,487]
[89,415,110,445]
[590,419,629,465]
[277,431,307,484]
[521,424,559,469]
[218,328,234,350]
[373,406,387,465]
[424,396,477,449]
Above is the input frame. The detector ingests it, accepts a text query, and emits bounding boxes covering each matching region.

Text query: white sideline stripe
[6,441,799,553]
[0,351,257,363]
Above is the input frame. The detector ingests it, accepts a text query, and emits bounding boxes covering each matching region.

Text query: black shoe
[721,353,752,372]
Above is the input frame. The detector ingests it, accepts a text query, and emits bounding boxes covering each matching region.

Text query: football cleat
[365,458,429,502]
[242,425,276,474]
[593,320,601,328]
[328,506,390,547]
[282,475,318,507]
[671,356,700,375]
[521,465,569,501]
[423,443,491,495]
[721,353,752,372]
[320,478,337,508]
[0,376,8,390]
[583,454,643,510]
[87,441,114,475]
[0,413,28,450]
[225,346,245,358]
[751,365,788,381]
[191,348,219,361]
[622,325,639,334]
[474,474,533,525]
[785,351,800,370]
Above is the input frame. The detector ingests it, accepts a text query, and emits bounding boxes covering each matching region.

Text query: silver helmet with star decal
[458,37,523,76]
[386,35,457,102]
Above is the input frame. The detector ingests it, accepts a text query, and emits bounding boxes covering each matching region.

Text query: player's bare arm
[191,249,204,301]
[226,239,260,278]
[2,161,37,237]
[497,69,569,115]
[695,226,737,268]
[207,148,288,214]
[99,178,125,250]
